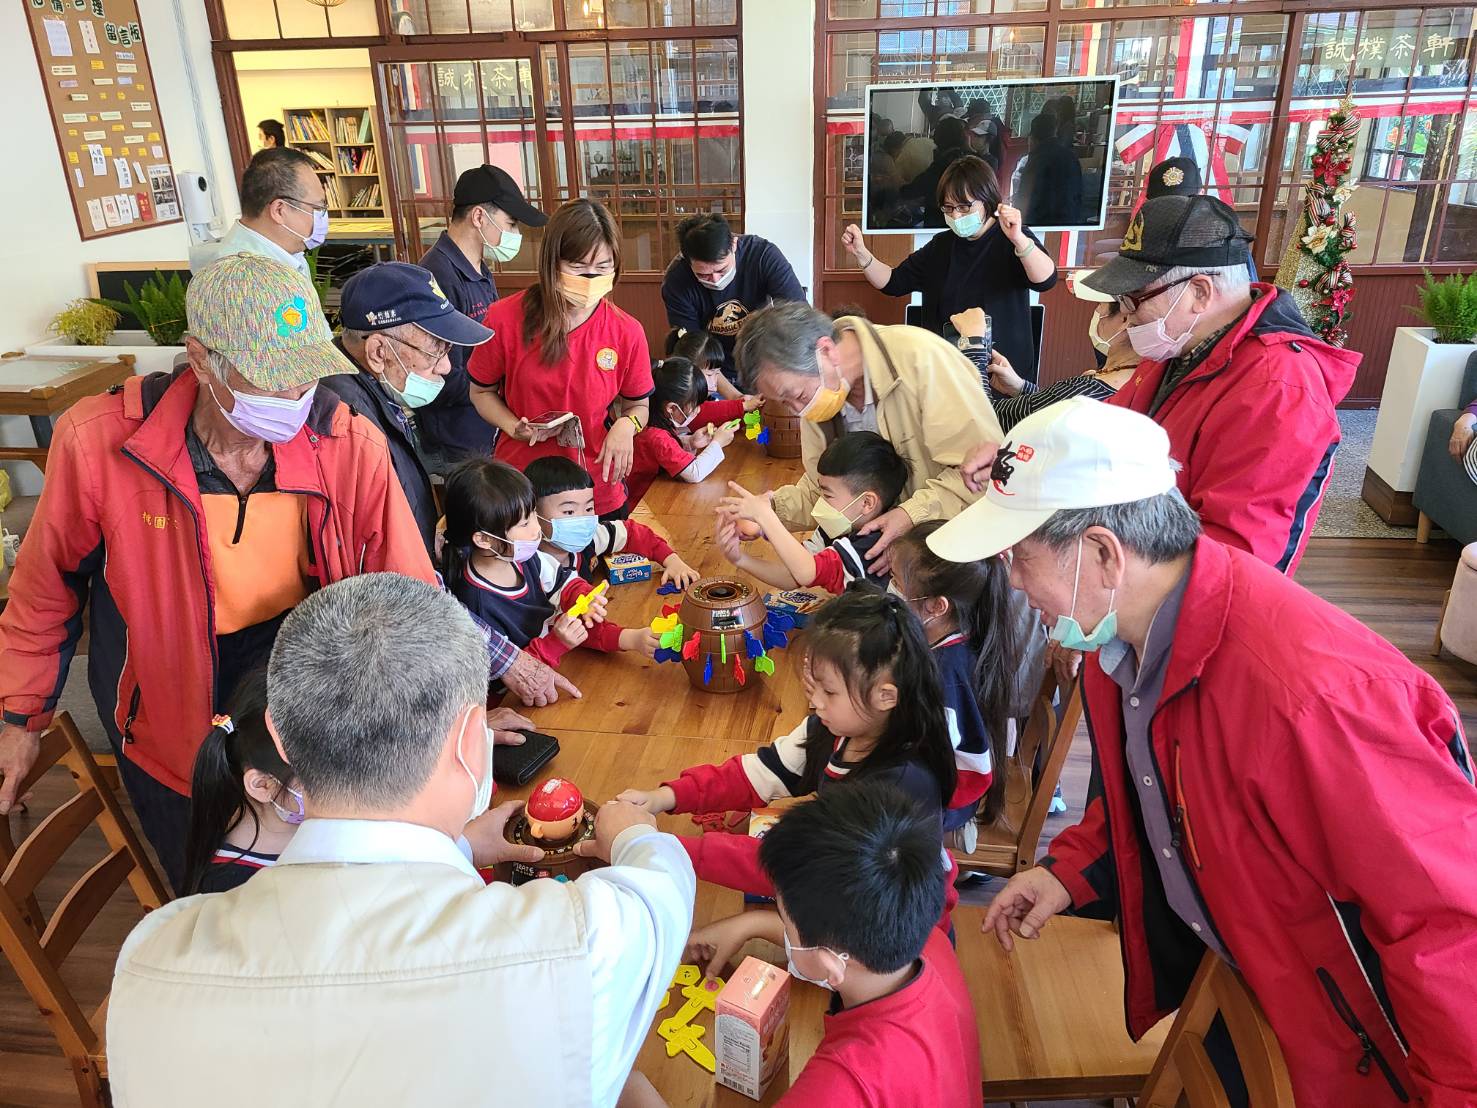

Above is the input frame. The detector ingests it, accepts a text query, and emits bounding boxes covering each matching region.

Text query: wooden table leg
[28,415,53,450]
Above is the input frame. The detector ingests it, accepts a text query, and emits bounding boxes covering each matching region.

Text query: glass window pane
[829,32,876,112]
[275,1,330,37]
[224,0,281,38]
[516,0,556,30]
[608,0,651,27]
[326,0,379,36]
[657,40,694,115]
[563,0,604,31]
[568,43,611,117]
[696,39,739,112]
[830,0,877,15]
[694,0,735,23]
[992,26,1045,79]
[611,41,654,115]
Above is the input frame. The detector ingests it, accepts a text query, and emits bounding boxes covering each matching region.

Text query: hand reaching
[661,554,701,590]
[613,786,677,815]
[619,627,661,658]
[553,613,589,648]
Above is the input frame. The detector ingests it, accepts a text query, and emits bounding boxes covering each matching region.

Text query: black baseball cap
[452,165,547,226]
[1146,156,1202,199]
[1082,194,1254,297]
[340,262,494,346]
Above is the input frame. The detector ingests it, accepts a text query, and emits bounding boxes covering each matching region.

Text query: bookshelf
[283,106,385,218]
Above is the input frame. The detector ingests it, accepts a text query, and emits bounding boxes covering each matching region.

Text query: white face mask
[1089,309,1125,356]
[784,931,848,991]
[697,261,737,291]
[1127,283,1197,362]
[455,707,495,822]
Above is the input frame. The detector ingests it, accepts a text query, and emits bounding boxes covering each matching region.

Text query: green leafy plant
[306,247,335,329]
[49,298,119,346]
[1412,271,1477,344]
[94,270,189,347]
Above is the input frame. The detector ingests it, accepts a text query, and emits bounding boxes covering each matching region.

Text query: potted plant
[1365,271,1477,524]
[25,269,189,376]
[49,299,120,346]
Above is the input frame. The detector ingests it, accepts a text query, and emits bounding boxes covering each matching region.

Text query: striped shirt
[199,846,280,893]
[991,374,1120,433]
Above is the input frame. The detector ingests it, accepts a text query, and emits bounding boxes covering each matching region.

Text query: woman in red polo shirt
[469,198,653,517]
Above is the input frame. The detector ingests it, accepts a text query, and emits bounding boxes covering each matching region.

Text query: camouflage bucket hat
[186,253,353,390]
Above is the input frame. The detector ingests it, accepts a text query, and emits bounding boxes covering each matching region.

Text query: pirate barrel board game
[499,777,600,885]
[677,577,770,694]
[758,398,803,460]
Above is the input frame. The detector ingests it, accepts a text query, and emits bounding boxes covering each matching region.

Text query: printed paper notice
[73,166,85,189]
[113,158,132,188]
[100,194,121,227]
[43,18,73,57]
[85,197,106,232]
[79,20,99,53]
[88,143,106,176]
[148,163,179,220]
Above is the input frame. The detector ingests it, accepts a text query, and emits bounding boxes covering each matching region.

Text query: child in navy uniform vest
[890,520,1022,852]
[616,586,962,932]
[442,459,608,673]
[525,455,699,658]
[716,431,909,593]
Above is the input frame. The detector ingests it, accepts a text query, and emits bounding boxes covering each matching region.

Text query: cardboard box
[763,589,826,627]
[715,956,790,1100]
[607,553,652,584]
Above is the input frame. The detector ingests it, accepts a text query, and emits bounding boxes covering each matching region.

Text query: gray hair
[1145,264,1250,298]
[1032,486,1201,565]
[202,348,233,382]
[735,301,835,391]
[266,573,490,809]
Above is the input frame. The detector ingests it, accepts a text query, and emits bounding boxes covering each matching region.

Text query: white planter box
[24,331,184,377]
[1367,327,1477,493]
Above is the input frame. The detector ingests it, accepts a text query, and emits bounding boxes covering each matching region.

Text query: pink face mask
[271,785,306,825]
[208,376,316,444]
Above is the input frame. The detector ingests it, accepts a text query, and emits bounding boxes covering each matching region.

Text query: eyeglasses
[940,201,978,218]
[1116,274,1196,315]
[279,196,329,217]
[386,332,451,364]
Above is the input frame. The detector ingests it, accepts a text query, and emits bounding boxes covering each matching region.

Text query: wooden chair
[1138,952,1295,1108]
[0,712,169,1106]
[955,666,1085,877]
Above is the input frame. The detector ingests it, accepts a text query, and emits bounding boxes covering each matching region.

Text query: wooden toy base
[496,800,601,885]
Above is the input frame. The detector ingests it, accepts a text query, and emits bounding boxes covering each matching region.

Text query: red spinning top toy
[525,777,585,843]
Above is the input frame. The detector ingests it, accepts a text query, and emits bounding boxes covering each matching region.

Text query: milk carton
[715,956,790,1100]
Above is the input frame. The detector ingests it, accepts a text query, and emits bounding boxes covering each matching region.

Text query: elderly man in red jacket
[1076,193,1359,576]
[932,398,1477,1107]
[0,254,437,891]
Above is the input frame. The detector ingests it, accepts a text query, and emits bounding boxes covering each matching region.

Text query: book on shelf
[335,147,378,175]
[323,178,346,208]
[286,111,330,143]
[359,112,372,143]
[348,183,382,208]
[301,148,335,172]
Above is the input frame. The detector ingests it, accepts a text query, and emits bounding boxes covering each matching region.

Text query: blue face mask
[1049,536,1118,652]
[543,513,599,554]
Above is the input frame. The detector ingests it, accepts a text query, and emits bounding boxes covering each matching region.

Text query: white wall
[1,0,234,488]
[742,0,815,295]
[235,48,375,152]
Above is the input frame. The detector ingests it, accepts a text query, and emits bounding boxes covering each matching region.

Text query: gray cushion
[1413,407,1477,547]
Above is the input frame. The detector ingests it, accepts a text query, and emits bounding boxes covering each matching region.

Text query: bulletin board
[22,0,182,242]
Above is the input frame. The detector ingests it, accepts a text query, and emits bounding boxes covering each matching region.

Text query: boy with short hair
[716,430,910,592]
[626,780,979,1107]
[525,456,701,658]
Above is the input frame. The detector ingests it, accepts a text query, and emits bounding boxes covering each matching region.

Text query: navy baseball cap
[339,262,494,346]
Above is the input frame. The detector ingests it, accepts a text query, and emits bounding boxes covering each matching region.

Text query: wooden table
[497,724,1168,1105]
[0,352,135,451]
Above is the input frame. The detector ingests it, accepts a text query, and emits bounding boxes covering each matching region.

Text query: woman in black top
[843,155,1057,377]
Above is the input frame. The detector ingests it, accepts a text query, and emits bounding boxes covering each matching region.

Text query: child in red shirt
[623,357,738,513]
[665,327,764,427]
[717,430,907,594]
[621,779,981,1108]
[524,455,701,658]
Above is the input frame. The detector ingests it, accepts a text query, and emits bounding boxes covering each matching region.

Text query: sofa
[1413,350,1477,548]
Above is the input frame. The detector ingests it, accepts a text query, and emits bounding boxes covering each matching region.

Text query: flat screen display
[862,76,1120,234]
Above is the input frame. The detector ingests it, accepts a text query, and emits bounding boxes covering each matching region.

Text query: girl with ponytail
[182,671,304,894]
[889,520,1022,841]
[616,585,963,928]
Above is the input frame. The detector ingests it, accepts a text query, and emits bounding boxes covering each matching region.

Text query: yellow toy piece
[650,612,681,634]
[565,578,609,619]
[654,965,724,1074]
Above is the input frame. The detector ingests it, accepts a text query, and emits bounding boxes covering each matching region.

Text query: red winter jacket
[1108,285,1358,576]
[0,371,436,793]
[1042,537,1477,1107]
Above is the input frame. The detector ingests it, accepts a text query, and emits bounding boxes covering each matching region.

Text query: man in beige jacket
[108,573,696,1108]
[734,301,1002,573]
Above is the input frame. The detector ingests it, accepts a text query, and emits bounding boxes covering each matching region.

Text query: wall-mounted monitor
[863,75,1120,234]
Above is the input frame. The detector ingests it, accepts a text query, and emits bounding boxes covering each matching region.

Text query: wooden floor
[2,439,1473,1107]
